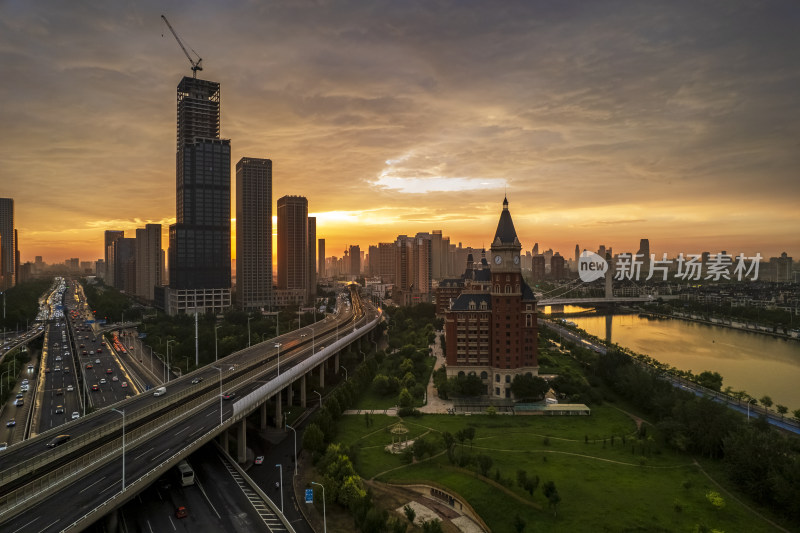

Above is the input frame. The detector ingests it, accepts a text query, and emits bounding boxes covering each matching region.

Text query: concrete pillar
[260,402,268,430]
[301,373,307,407]
[274,391,282,429]
[319,362,325,388]
[221,429,229,454]
[334,353,340,373]
[237,419,247,463]
[287,380,294,406]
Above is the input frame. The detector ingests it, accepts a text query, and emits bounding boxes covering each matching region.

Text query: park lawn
[335,410,780,533]
[354,354,438,410]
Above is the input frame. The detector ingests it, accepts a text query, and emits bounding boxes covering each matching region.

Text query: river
[547,307,800,409]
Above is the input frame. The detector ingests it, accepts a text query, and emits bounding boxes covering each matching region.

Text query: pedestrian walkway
[419,331,452,414]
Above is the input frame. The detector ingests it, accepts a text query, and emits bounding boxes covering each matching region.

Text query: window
[495,374,500,382]
[505,375,511,383]
[480,371,488,379]
[458,371,465,378]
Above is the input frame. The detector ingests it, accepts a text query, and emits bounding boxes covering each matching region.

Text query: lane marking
[174,426,190,436]
[134,447,154,461]
[79,476,107,494]
[151,448,170,461]
[9,516,39,533]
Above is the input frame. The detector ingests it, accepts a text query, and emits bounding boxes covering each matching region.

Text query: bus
[177,460,195,486]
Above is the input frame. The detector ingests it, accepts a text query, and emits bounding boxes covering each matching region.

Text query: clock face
[513,255,520,265]
[494,255,502,264]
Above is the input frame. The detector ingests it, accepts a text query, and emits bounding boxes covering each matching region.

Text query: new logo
[578,251,608,282]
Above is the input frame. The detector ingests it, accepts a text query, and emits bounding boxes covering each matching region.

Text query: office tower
[551,253,566,280]
[598,245,606,259]
[277,195,308,298]
[0,198,14,289]
[393,234,432,305]
[110,238,135,292]
[575,244,580,264]
[168,76,231,314]
[532,242,539,256]
[318,239,326,278]
[376,243,396,284]
[532,255,546,281]
[104,230,124,283]
[235,157,272,310]
[349,245,361,276]
[308,217,316,302]
[135,224,162,302]
[14,229,19,285]
[637,238,650,275]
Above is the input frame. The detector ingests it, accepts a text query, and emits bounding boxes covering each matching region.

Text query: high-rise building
[318,239,326,279]
[111,238,136,293]
[235,157,273,310]
[277,195,308,300]
[104,230,124,283]
[551,253,566,280]
[637,238,651,275]
[167,76,231,314]
[308,217,316,302]
[574,244,580,264]
[135,224,162,302]
[0,198,14,289]
[349,245,361,276]
[393,234,432,305]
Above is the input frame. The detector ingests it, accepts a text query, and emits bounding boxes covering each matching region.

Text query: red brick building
[444,198,539,398]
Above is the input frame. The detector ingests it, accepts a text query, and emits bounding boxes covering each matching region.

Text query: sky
[1,0,799,265]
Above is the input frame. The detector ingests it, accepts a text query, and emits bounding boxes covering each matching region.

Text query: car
[6,419,15,427]
[99,378,107,384]
[82,350,88,355]
[85,363,93,369]
[14,398,24,407]
[44,367,50,373]
[55,388,63,395]
[27,364,34,371]
[79,344,85,348]
[96,347,102,353]
[106,369,113,374]
[67,385,74,392]
[222,392,235,400]
[254,456,264,465]
[20,385,28,392]
[72,412,80,420]
[95,359,100,364]
[55,356,61,361]
[191,377,204,384]
[15,393,23,400]
[21,379,28,385]
[175,506,188,519]
[121,381,128,388]
[0,442,7,452]
[91,384,99,391]
[46,434,70,448]
[64,367,70,374]
[54,366,61,372]
[89,350,95,355]
[112,376,119,382]
[55,405,64,414]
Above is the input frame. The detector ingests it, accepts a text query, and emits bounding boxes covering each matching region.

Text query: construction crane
[161,15,203,78]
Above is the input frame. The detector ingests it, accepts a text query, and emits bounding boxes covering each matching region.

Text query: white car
[71,412,80,420]
[67,385,74,392]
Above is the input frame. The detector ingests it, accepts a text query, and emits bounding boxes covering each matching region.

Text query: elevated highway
[0,286,382,532]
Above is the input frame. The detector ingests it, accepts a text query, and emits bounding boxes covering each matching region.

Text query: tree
[516,469,528,488]
[510,374,550,400]
[705,491,726,509]
[302,423,326,454]
[543,481,561,516]
[476,454,493,476]
[464,427,476,450]
[398,388,413,408]
[759,395,773,410]
[486,405,497,417]
[776,404,788,419]
[403,504,416,525]
[389,517,407,533]
[421,519,443,533]
[793,408,800,424]
[697,371,723,392]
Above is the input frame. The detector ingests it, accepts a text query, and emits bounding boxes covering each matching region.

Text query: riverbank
[637,309,800,341]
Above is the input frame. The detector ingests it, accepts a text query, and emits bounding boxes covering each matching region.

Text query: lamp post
[275,463,284,514]
[372,339,378,353]
[166,339,175,382]
[274,343,282,375]
[747,398,757,421]
[359,349,365,362]
[313,390,322,408]
[211,365,223,427]
[0,369,10,397]
[311,481,326,533]
[286,423,298,476]
[301,326,315,354]
[340,366,348,381]
[111,408,126,492]
[247,316,253,347]
[215,325,221,361]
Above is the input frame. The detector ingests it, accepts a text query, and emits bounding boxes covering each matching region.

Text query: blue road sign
[305,489,313,503]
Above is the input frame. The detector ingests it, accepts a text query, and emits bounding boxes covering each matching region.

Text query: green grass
[335,407,785,533]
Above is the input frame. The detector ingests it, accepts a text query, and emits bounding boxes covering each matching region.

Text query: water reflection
[562,310,800,408]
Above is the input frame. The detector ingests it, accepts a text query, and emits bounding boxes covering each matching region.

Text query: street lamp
[313,390,322,408]
[274,343,282,375]
[747,398,757,421]
[359,349,365,362]
[166,339,176,382]
[311,481,326,533]
[211,365,223,427]
[286,423,298,476]
[275,463,284,514]
[247,316,253,347]
[215,325,222,361]
[340,366,348,381]
[301,326,315,354]
[111,408,126,492]
[372,339,378,354]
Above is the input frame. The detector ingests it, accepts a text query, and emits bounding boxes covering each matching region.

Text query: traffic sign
[305,488,313,503]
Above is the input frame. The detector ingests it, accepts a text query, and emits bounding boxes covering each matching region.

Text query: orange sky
[2,2,798,264]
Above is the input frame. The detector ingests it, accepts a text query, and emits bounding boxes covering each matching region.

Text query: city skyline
[2,1,799,263]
